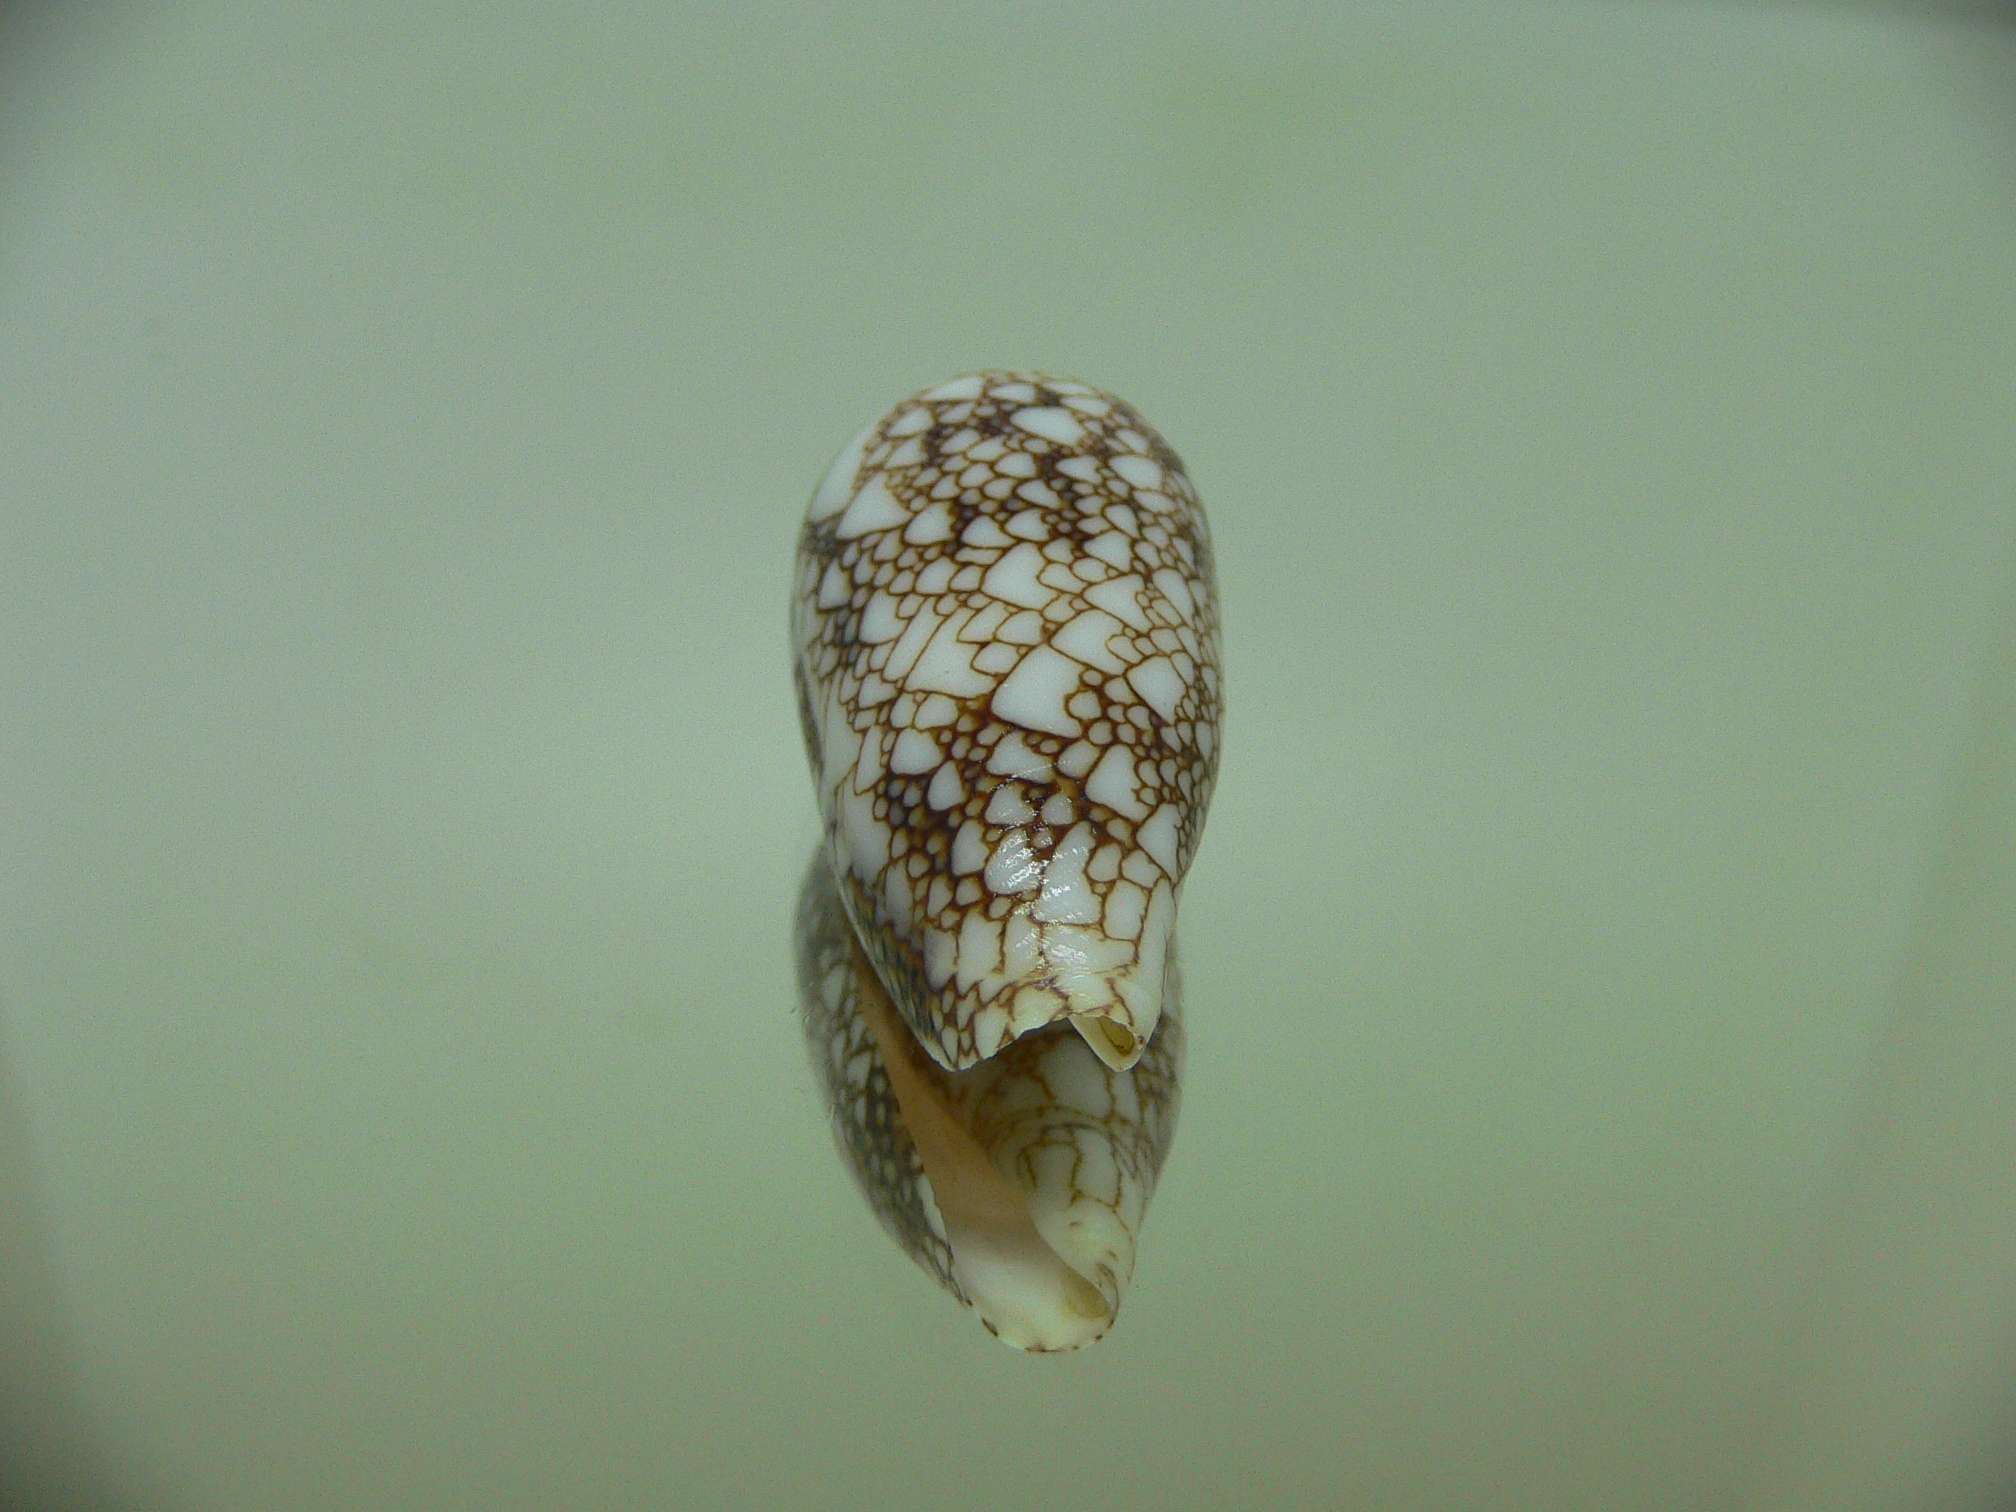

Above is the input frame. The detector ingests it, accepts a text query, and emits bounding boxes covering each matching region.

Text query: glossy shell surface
[792,371,1221,1075]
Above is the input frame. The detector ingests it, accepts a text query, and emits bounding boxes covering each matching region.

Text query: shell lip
[1071,1012,1142,1071]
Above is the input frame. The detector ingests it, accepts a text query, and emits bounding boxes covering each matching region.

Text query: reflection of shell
[791,372,1221,1074]
[791,372,1217,1350]
[795,849,1184,1352]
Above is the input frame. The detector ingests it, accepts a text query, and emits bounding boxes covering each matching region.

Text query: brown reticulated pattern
[792,851,959,1297]
[793,371,1222,1071]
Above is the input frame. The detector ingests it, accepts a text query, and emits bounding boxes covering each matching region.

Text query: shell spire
[792,372,1222,1074]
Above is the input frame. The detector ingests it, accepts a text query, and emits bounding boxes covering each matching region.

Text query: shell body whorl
[792,371,1222,1075]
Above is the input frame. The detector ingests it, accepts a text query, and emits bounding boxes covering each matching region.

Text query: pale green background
[3,3,2016,1510]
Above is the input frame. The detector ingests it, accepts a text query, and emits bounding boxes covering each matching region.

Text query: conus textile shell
[790,371,1223,1076]
[789,371,1220,1349]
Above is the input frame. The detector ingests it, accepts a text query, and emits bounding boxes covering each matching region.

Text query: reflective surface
[3,4,2015,1509]
[795,848,1184,1352]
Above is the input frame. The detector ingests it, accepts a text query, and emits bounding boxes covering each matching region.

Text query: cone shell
[792,371,1222,1074]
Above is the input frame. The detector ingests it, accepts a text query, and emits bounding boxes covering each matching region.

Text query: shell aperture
[790,371,1219,1350]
